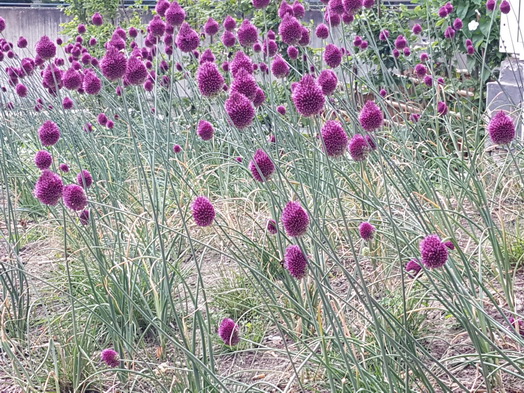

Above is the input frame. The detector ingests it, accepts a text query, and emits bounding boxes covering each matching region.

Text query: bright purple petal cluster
[35,36,56,60]
[316,23,329,39]
[197,120,214,141]
[324,44,342,68]
[176,22,199,53]
[349,134,370,161]
[405,259,422,278]
[63,184,88,211]
[101,48,127,81]
[343,0,362,14]
[38,121,61,146]
[204,17,219,36]
[249,149,275,182]
[83,70,102,95]
[253,87,266,107]
[231,69,258,100]
[284,245,308,279]
[34,170,63,206]
[488,111,516,144]
[231,51,253,76]
[125,57,148,85]
[192,196,216,227]
[77,169,93,188]
[359,221,376,241]
[267,219,278,234]
[237,19,258,47]
[359,101,384,131]
[321,120,348,157]
[101,349,119,368]
[166,2,186,26]
[225,92,255,129]
[282,201,309,237]
[197,62,225,97]
[279,14,302,45]
[271,55,290,78]
[34,150,52,170]
[318,69,338,96]
[292,75,325,117]
[420,234,448,269]
[218,318,240,346]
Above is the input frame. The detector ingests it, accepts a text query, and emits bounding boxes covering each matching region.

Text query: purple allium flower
[253,87,266,107]
[298,26,310,46]
[267,29,276,40]
[17,36,28,48]
[321,120,348,157]
[218,318,240,346]
[36,36,56,60]
[444,241,455,250]
[15,83,27,98]
[423,75,433,86]
[34,170,63,206]
[343,0,363,14]
[437,77,445,85]
[453,18,463,30]
[176,22,199,53]
[420,234,448,269]
[200,49,215,64]
[166,2,186,26]
[420,52,429,62]
[252,42,262,52]
[403,47,411,56]
[324,11,341,28]
[221,31,237,47]
[106,120,115,129]
[225,92,255,129]
[235,156,243,163]
[279,14,302,45]
[77,24,86,34]
[444,27,456,39]
[318,69,338,96]
[405,259,422,277]
[330,0,346,14]
[410,113,421,122]
[125,56,148,86]
[353,35,362,47]
[379,88,387,97]
[277,105,287,115]
[324,44,342,68]
[287,45,299,60]
[394,35,407,49]
[38,120,61,146]
[414,63,427,78]
[284,245,308,279]
[412,23,422,34]
[360,40,369,50]
[197,120,214,141]
[379,29,390,41]
[445,1,453,13]
[486,0,496,11]
[316,24,329,40]
[262,39,278,57]
[392,49,400,58]
[204,17,219,36]
[271,55,290,78]
[253,0,270,8]
[293,1,305,18]
[437,101,448,115]
[192,196,215,227]
[465,38,473,46]
[438,6,448,17]
[488,111,516,144]
[92,12,103,26]
[223,15,236,31]
[97,113,108,126]
[101,349,119,368]
[363,0,374,8]
[197,62,225,97]
[342,12,354,24]
[62,97,74,109]
[100,47,127,81]
[238,19,258,47]
[156,0,170,16]
[292,74,325,117]
[231,68,258,100]
[144,79,154,92]
[349,134,369,161]
[267,219,278,234]
[278,0,294,18]
[173,144,182,153]
[359,101,384,131]
[249,149,275,182]
[58,163,69,173]
[79,209,90,225]
[500,0,510,13]
[0,17,5,32]
[231,51,253,76]
[34,150,52,170]
[282,201,309,237]
[77,169,93,188]
[466,45,474,55]
[365,135,377,150]
[148,15,166,37]
[359,221,376,241]
[63,184,88,211]
[83,70,102,95]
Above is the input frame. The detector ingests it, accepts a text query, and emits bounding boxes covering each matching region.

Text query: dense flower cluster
[249,149,275,182]
[420,235,449,269]
[218,318,240,346]
[488,111,516,144]
[292,75,325,117]
[284,245,308,279]
[192,196,216,227]
[282,201,309,237]
[321,120,348,157]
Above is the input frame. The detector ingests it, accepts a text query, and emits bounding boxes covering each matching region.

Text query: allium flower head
[363,0,374,7]
[101,48,127,81]
[343,0,363,14]
[420,234,448,269]
[238,19,258,47]
[77,169,93,188]
[394,35,407,49]
[282,201,309,237]
[253,87,266,107]
[101,349,119,368]
[267,219,278,234]
[486,0,496,11]
[231,68,258,100]
[359,221,376,241]
[249,149,275,182]
[414,63,427,77]
[359,101,384,131]
[500,0,510,13]
[166,2,186,26]
[34,150,52,170]
[379,29,390,41]
[125,56,148,85]
[437,101,448,115]
[0,17,5,32]
[197,120,214,141]
[284,245,308,279]
[324,11,341,27]
[324,44,342,68]
[405,259,422,278]
[155,0,170,16]
[192,196,215,227]
[92,12,103,26]
[62,97,74,109]
[262,39,278,57]
[353,35,362,47]
[423,75,433,86]
[79,209,90,225]
[318,69,338,96]
[316,23,330,39]
[293,1,306,18]
[278,1,294,18]
[34,170,63,206]
[412,23,422,34]
[63,184,88,211]
[453,18,463,30]
[330,0,345,14]
[253,0,270,8]
[231,51,253,76]
[204,17,219,36]
[379,89,387,97]
[148,15,166,37]
[173,144,182,154]
[444,26,456,39]
[287,45,299,59]
[420,52,429,62]
[438,6,448,17]
[17,36,28,48]
[176,22,199,53]
[271,55,290,78]
[444,241,455,250]
[16,83,27,98]
[488,111,516,144]
[36,36,56,60]
[218,318,240,346]
[38,121,61,146]
[292,74,325,117]
[221,31,236,47]
[349,134,370,161]
[298,26,310,46]
[197,62,225,97]
[223,15,236,31]
[279,14,303,45]
[225,92,255,129]
[321,120,348,157]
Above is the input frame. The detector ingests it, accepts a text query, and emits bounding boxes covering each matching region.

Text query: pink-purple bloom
[204,17,219,36]
[176,22,199,53]
[36,36,56,60]
[405,259,422,278]
[100,48,127,81]
[77,169,93,188]
[249,149,275,182]
[225,92,255,129]
[218,318,240,346]
[324,44,342,68]
[34,150,52,170]
[321,120,348,157]
[420,234,448,269]
[359,221,376,241]
[282,201,309,237]
[197,120,214,141]
[284,245,308,279]
[101,349,119,368]
[63,184,88,211]
[292,75,325,117]
[359,101,384,131]
[279,14,303,45]
[349,134,370,161]
[197,62,225,97]
[267,219,278,234]
[271,55,290,78]
[488,111,516,144]
[500,0,511,13]
[34,170,63,206]
[318,69,338,96]
[316,24,329,39]
[192,196,216,227]
[238,19,258,47]
[165,2,186,26]
[38,121,61,146]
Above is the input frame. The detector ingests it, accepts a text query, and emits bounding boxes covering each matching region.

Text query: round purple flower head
[330,0,345,14]
[38,121,61,146]
[271,55,290,78]
[0,17,5,32]
[166,2,186,26]
[197,62,224,97]
[231,68,258,100]
[148,15,165,37]
[279,1,294,18]
[287,46,299,60]
[225,92,256,129]
[59,163,69,173]
[353,35,362,47]
[231,51,253,76]
[321,121,348,157]
[277,105,287,115]
[282,201,309,237]
[437,101,448,115]
[155,0,170,16]
[438,6,448,17]
[101,47,127,81]
[379,89,387,97]
[17,36,28,48]
[83,69,102,95]
[253,87,266,107]
[176,22,199,53]
[420,52,429,62]
[405,259,422,278]
[349,134,370,161]
[63,68,82,91]
[488,111,516,144]
[279,14,302,45]
[379,29,390,41]
[34,170,63,206]
[218,318,240,346]
[414,63,427,78]
[249,149,275,182]
[267,219,278,234]
[324,44,342,68]
[410,113,421,123]
[412,23,422,34]
[316,24,329,39]
[253,0,270,8]
[62,97,74,109]
[204,17,219,36]
[500,0,511,13]
[394,35,407,50]
[318,69,338,96]
[192,196,215,227]
[77,169,93,188]
[486,0,496,11]
[343,0,363,14]
[197,120,214,141]
[293,1,305,18]
[423,75,433,87]
[359,101,384,132]
[444,241,455,250]
[125,56,148,86]
[237,19,258,47]
[16,84,27,98]
[101,349,119,368]
[223,15,236,31]
[292,75,325,117]
[453,18,463,30]
[420,234,448,269]
[97,113,108,126]
[36,36,56,60]
[34,150,52,170]
[359,221,376,241]
[284,245,308,279]
[444,26,456,39]
[222,31,236,47]
[92,12,103,26]
[79,209,90,225]
[363,0,375,8]
[63,184,88,211]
